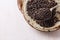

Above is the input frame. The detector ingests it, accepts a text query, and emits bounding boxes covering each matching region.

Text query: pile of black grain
[27,0,58,27]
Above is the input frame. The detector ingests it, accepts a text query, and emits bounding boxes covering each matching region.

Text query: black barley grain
[27,0,58,27]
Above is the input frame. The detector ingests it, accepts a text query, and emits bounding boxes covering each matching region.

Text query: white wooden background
[0,0,60,40]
